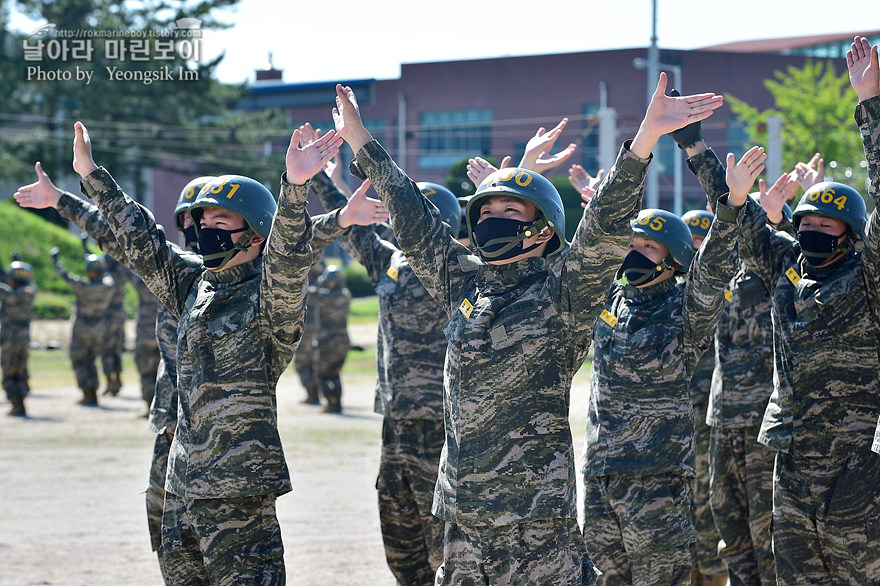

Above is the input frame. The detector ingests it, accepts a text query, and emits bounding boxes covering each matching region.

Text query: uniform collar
[799,247,857,281]
[623,276,677,301]
[476,256,546,294]
[204,256,262,285]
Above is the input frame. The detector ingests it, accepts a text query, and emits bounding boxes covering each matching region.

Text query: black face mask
[198,226,249,269]
[183,224,199,250]
[797,229,850,267]
[473,217,545,262]
[619,250,667,286]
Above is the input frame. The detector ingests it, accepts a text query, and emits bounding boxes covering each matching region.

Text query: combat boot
[301,385,320,405]
[322,396,341,414]
[7,397,26,417]
[103,372,122,396]
[78,387,99,406]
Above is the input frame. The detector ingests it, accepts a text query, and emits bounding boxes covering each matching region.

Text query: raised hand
[337,179,389,228]
[568,164,604,204]
[759,172,797,223]
[519,118,577,172]
[847,36,880,103]
[72,121,98,178]
[285,127,343,186]
[467,156,506,189]
[331,84,373,153]
[792,152,824,192]
[13,161,64,209]
[726,146,766,207]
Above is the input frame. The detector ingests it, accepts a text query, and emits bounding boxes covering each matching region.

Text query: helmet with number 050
[188,175,277,239]
[175,176,215,231]
[632,209,695,271]
[417,182,461,236]
[681,209,714,239]
[8,260,34,283]
[466,167,566,257]
[793,181,866,240]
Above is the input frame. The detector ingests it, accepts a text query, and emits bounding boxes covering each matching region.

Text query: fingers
[759,178,767,195]
[652,71,668,98]
[500,156,512,169]
[289,128,301,150]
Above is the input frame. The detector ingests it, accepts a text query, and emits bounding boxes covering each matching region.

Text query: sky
[8,0,880,85]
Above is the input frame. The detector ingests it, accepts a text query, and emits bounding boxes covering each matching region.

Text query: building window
[418,109,492,169]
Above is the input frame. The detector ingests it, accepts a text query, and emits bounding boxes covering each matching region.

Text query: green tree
[726,59,868,192]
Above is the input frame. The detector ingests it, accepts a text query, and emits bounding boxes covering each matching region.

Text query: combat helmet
[793,181,866,240]
[631,209,695,272]
[85,253,105,275]
[175,176,215,231]
[681,209,714,239]
[319,265,346,288]
[465,167,566,258]
[417,182,461,236]
[8,260,34,283]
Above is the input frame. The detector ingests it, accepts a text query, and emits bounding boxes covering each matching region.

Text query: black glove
[667,89,703,150]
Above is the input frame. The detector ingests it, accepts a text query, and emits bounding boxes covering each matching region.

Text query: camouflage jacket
[53,258,114,324]
[688,343,714,407]
[583,200,741,478]
[737,96,880,457]
[82,168,312,499]
[311,285,351,345]
[104,261,129,320]
[311,171,446,421]
[686,149,792,429]
[0,280,36,342]
[149,302,181,435]
[351,139,645,528]
[132,275,159,345]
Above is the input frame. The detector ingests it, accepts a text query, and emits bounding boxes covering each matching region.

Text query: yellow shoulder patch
[724,289,732,303]
[785,266,801,286]
[459,298,473,319]
[599,309,618,327]
[386,266,399,281]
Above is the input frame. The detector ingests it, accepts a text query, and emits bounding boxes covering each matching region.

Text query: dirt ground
[0,320,590,586]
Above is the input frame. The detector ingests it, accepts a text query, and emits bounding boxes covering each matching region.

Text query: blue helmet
[632,209,695,271]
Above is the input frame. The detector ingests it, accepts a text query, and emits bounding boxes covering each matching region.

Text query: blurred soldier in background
[1,253,36,417]
[312,264,351,414]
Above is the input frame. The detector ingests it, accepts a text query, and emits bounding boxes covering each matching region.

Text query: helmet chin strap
[478,217,550,260]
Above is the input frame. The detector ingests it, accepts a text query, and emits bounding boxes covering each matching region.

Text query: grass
[348,296,379,324]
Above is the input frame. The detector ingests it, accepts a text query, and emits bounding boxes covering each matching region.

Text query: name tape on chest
[459,298,474,319]
[785,266,801,286]
[600,309,618,327]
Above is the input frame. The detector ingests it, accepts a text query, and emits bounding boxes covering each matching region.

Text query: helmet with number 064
[680,209,714,239]
[632,209,695,270]
[793,181,866,240]
[417,182,461,236]
[466,167,566,257]
[175,176,216,231]
[188,175,277,239]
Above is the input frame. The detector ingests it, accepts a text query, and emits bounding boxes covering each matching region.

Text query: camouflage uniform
[687,346,727,580]
[310,277,351,404]
[53,255,114,395]
[132,276,160,406]
[312,171,447,585]
[293,274,321,400]
[101,257,129,393]
[582,200,741,585]
[735,96,880,585]
[0,278,36,403]
[689,149,781,586]
[81,167,312,585]
[350,139,650,585]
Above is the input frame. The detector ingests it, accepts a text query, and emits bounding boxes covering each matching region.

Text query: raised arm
[518,118,578,173]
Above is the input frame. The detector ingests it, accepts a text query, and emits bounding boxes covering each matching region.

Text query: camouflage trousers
[162,491,285,586]
[772,447,880,586]
[709,424,775,586]
[147,430,173,582]
[434,517,599,586]
[582,472,694,585]
[134,338,160,404]
[101,313,125,374]
[1,339,30,398]
[314,334,348,399]
[377,418,445,586]
[70,320,103,389]
[691,402,726,578]
[293,328,318,389]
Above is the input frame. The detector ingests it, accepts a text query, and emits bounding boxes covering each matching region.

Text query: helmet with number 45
[632,209,695,272]
[793,181,866,240]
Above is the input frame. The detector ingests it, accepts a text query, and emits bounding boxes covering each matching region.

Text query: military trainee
[679,208,728,586]
[67,120,347,583]
[98,248,129,396]
[311,171,457,585]
[581,140,760,585]
[726,35,880,586]
[294,262,324,405]
[50,246,114,406]
[0,255,36,417]
[310,264,351,413]
[331,74,723,585]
